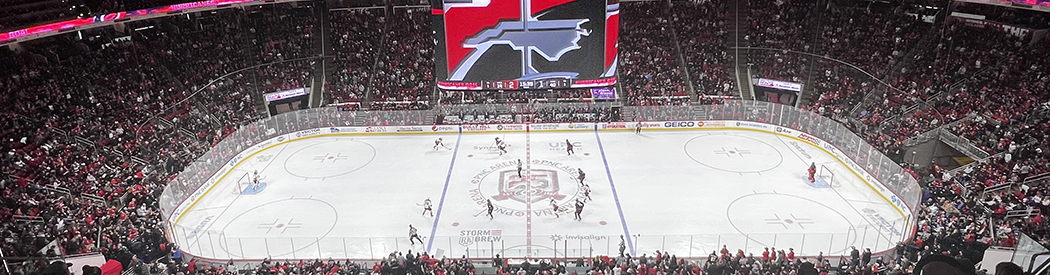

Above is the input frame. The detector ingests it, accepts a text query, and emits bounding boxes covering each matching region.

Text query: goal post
[819,165,837,188]
[231,171,253,195]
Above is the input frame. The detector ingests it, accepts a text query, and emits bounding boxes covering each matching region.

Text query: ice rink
[172,128,909,260]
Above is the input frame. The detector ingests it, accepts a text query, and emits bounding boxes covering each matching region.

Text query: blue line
[593,127,635,255]
[427,128,463,253]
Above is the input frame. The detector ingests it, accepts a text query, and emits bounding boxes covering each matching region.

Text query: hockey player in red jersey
[808,162,817,182]
[582,183,592,201]
[550,198,560,218]
[565,139,574,156]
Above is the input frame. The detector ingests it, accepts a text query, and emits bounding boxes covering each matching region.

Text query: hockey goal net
[231,172,254,195]
[819,165,838,188]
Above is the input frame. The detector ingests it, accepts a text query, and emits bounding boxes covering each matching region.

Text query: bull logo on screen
[440,0,619,83]
[490,169,566,203]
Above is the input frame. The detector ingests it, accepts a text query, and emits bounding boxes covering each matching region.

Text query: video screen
[432,0,619,90]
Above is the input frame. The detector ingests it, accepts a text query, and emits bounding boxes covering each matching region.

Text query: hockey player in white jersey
[421,198,434,217]
[434,138,451,150]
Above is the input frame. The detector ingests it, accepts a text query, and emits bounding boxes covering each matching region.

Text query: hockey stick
[473,208,488,217]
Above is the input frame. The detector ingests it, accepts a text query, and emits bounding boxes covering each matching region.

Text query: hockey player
[516,159,523,178]
[549,198,560,218]
[582,183,592,201]
[577,168,586,185]
[422,198,433,217]
[498,142,508,156]
[808,162,817,183]
[495,137,503,146]
[409,225,424,245]
[619,236,626,256]
[251,170,261,190]
[635,122,642,134]
[486,199,495,220]
[565,139,574,156]
[573,199,585,221]
[434,138,450,150]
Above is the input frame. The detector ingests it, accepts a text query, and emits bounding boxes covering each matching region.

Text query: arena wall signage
[1,0,305,44]
[263,88,308,102]
[946,13,1044,41]
[755,78,803,92]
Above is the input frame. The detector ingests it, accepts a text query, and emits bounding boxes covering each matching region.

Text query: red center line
[525,123,532,258]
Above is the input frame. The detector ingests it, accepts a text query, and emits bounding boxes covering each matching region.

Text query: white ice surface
[173,129,907,261]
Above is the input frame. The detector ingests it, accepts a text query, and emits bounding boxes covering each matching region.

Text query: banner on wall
[1,0,264,43]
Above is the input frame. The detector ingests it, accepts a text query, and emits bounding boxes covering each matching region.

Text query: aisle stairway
[312,1,332,107]
[362,8,392,110]
[729,0,752,100]
[664,1,697,100]
[851,21,941,116]
[797,0,828,107]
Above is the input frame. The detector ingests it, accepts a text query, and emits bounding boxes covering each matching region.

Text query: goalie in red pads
[807,162,817,182]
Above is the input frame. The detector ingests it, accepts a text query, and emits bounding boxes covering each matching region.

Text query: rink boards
[165,120,916,260]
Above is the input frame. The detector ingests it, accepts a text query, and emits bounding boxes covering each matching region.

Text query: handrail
[983,182,1015,196]
[1006,208,1040,219]
[665,0,697,99]
[937,129,992,160]
[732,46,907,95]
[11,215,44,223]
[852,20,941,116]
[360,7,393,110]
[947,140,1037,175]
[1024,172,1050,185]
[132,56,333,147]
[1030,250,1050,274]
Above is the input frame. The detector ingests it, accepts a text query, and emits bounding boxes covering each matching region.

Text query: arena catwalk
[172,128,907,260]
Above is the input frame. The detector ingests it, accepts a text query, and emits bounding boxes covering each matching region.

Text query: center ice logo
[490,169,566,203]
[469,159,581,216]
